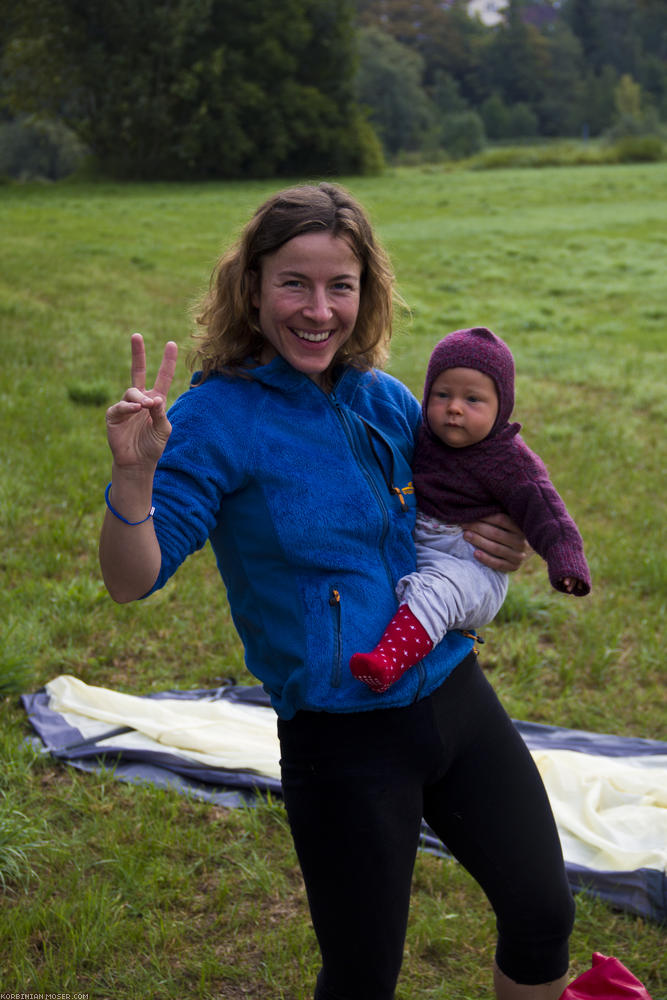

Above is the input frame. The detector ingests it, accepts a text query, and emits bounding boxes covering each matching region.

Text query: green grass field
[1,162,665,998]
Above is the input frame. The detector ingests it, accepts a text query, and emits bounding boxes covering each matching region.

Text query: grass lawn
[0,161,665,998]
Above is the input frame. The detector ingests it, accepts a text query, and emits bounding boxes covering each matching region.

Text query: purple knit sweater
[414,328,591,595]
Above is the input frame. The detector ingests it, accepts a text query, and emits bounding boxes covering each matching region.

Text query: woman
[100,183,574,1000]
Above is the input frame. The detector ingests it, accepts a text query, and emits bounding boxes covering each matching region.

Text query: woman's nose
[303,287,332,321]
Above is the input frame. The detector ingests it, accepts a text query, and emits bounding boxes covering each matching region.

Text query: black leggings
[278,653,575,1000]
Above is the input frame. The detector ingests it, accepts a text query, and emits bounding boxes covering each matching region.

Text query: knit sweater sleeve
[483,440,591,595]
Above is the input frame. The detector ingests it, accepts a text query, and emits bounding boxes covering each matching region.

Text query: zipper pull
[460,630,484,655]
[391,486,407,511]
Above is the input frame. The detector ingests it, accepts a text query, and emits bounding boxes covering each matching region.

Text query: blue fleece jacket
[147,356,473,718]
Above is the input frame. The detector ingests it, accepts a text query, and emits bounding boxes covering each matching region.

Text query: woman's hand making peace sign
[105,333,179,471]
[100,334,178,603]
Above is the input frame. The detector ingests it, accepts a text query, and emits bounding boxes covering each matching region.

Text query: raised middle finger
[152,341,178,399]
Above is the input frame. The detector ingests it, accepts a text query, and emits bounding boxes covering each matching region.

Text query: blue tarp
[21,682,667,924]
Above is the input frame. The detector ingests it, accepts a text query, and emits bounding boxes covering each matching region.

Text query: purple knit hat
[423,327,515,437]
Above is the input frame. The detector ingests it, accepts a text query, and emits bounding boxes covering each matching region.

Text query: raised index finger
[152,340,179,399]
[130,332,148,391]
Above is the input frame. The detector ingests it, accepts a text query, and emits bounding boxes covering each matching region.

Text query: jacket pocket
[329,585,342,687]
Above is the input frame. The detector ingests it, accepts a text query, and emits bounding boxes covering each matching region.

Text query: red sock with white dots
[350,604,433,693]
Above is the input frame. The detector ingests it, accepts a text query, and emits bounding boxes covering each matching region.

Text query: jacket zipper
[362,420,410,515]
[329,388,426,703]
[329,391,395,593]
[329,586,342,687]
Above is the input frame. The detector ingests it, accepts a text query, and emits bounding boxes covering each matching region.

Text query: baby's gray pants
[395,513,508,644]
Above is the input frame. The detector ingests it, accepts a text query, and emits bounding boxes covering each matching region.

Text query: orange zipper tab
[392,487,407,510]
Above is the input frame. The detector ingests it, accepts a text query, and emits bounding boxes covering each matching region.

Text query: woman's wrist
[106,465,156,525]
[105,483,154,525]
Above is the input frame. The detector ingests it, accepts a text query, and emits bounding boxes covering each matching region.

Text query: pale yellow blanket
[46,675,667,875]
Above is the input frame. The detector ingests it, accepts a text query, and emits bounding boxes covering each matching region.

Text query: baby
[351,326,591,692]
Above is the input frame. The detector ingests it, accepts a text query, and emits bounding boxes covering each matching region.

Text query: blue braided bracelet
[105,482,155,525]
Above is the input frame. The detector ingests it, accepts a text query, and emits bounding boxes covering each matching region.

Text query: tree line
[1,0,665,180]
[356,0,667,158]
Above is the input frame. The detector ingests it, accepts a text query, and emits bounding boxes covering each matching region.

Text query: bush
[348,115,386,175]
[67,381,113,407]
[603,106,666,161]
[0,117,88,180]
[440,111,486,160]
[604,109,663,142]
[468,140,620,170]
[481,97,538,141]
[612,135,664,163]
[508,103,538,138]
[480,95,509,141]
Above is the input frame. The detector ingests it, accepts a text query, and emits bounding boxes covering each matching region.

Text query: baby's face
[427,367,499,448]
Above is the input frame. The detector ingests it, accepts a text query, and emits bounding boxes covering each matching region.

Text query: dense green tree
[479,94,538,141]
[418,0,487,101]
[480,94,511,140]
[483,0,549,108]
[563,0,602,63]
[580,65,619,135]
[430,71,469,117]
[536,20,587,136]
[355,26,435,154]
[507,102,538,138]
[563,0,667,77]
[356,0,441,48]
[440,109,486,158]
[615,74,642,117]
[562,0,667,130]
[635,0,667,66]
[640,55,667,118]
[3,0,379,179]
[357,0,487,103]
[593,0,643,78]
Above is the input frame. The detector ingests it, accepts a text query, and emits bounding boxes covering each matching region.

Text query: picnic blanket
[22,674,667,923]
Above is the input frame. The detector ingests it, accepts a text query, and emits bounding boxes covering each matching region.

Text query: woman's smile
[292,327,334,343]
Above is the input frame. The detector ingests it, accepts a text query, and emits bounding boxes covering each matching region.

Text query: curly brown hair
[190,183,398,385]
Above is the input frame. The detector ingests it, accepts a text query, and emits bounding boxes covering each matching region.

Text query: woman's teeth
[293,329,332,343]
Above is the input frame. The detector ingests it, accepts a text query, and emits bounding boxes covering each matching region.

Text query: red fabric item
[350,604,433,693]
[560,953,654,1000]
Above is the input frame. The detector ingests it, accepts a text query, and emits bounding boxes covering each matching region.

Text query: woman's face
[252,232,362,386]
